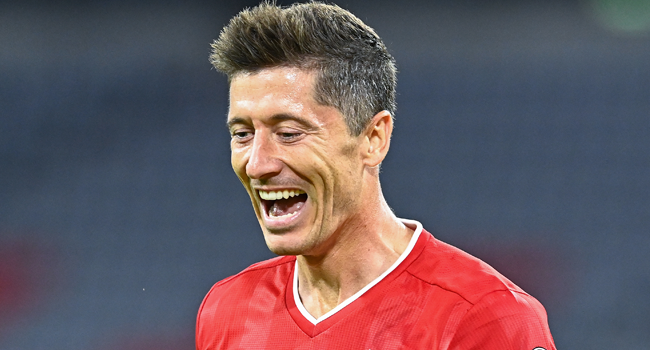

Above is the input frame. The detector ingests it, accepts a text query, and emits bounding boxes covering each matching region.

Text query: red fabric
[196,230,556,349]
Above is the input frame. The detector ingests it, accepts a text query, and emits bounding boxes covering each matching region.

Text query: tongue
[269,195,306,217]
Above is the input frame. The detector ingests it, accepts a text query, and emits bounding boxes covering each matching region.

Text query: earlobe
[363,110,393,168]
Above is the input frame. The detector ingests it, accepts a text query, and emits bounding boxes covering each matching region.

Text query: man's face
[228,67,365,256]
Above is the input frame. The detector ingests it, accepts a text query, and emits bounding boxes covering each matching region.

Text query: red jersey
[196,220,556,349]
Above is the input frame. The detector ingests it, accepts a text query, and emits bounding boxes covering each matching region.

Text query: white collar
[293,218,424,325]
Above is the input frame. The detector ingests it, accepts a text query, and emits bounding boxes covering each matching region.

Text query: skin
[228,66,413,319]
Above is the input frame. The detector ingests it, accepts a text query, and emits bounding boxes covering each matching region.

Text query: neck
[296,181,413,319]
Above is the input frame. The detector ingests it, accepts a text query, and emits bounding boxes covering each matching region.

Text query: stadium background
[1,0,649,348]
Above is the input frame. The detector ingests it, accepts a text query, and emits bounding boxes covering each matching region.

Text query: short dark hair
[210,1,397,135]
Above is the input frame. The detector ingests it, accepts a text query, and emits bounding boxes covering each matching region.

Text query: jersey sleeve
[447,290,557,350]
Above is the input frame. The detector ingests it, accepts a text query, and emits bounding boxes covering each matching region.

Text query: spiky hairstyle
[210,1,397,135]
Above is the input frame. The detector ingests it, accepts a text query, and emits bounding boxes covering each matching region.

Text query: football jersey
[196,219,556,349]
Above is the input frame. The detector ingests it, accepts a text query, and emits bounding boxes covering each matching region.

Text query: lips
[258,189,308,225]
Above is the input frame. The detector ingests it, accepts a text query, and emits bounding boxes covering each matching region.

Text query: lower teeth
[270,211,297,219]
[267,197,305,219]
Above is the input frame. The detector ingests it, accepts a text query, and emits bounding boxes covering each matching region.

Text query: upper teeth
[259,189,305,200]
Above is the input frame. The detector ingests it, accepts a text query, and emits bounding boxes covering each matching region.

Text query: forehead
[229,67,316,110]
[231,66,315,87]
[227,67,348,132]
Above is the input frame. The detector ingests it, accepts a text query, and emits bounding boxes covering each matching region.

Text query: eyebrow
[227,114,319,131]
[226,117,249,130]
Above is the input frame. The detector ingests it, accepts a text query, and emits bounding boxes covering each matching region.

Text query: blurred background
[1,0,649,348]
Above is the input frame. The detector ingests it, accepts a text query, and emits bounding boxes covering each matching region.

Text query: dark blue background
[1,0,649,348]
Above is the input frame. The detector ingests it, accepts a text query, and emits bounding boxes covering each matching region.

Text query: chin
[267,245,302,256]
[263,233,313,256]
[265,241,306,256]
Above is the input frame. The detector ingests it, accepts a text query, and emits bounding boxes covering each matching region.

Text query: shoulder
[448,287,556,349]
[213,255,295,287]
[197,255,295,317]
[203,255,295,300]
[407,232,524,304]
[196,256,296,348]
[408,231,556,349]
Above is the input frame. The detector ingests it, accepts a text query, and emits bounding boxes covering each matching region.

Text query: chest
[198,274,468,350]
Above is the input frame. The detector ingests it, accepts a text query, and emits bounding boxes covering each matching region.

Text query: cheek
[333,165,360,198]
[318,154,361,203]
[288,138,361,192]
[231,149,248,177]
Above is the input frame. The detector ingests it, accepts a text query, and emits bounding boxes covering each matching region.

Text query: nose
[245,131,282,180]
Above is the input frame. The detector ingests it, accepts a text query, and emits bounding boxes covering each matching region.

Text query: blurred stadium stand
[1,0,649,349]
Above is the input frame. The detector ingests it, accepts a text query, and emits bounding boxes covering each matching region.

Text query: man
[196,2,557,349]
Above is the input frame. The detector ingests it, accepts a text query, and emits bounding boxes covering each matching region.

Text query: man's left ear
[362,110,393,168]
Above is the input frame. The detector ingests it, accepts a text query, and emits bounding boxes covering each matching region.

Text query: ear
[361,110,393,168]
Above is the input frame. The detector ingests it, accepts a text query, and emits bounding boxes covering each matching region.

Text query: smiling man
[196,2,556,349]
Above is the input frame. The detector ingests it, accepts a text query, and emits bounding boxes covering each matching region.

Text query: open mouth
[259,189,308,219]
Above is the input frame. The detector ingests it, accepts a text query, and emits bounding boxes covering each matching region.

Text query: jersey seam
[404,269,513,306]
[508,289,549,333]
[454,289,548,336]
[443,289,533,347]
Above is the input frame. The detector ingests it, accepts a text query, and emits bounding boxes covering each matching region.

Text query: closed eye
[277,131,304,142]
[280,132,299,138]
[234,131,252,138]
[231,130,254,142]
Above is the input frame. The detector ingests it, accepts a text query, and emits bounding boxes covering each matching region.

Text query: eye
[231,129,254,142]
[276,130,304,142]
[280,132,299,139]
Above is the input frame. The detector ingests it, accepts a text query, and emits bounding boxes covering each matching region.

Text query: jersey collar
[286,218,425,336]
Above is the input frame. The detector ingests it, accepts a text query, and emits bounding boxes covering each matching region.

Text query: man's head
[210,1,397,135]
[213,2,397,257]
